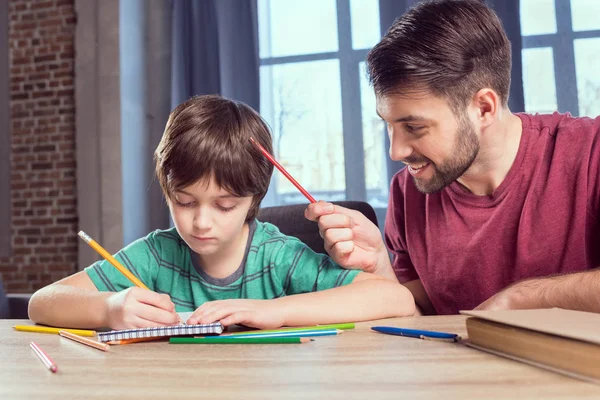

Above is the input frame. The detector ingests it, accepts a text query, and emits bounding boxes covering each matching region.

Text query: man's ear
[472,88,500,128]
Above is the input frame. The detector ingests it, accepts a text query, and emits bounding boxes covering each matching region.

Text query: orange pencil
[77,230,148,289]
[249,136,316,203]
[59,330,110,352]
[30,342,58,373]
[107,337,163,345]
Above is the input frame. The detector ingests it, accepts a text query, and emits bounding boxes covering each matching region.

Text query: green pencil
[230,322,355,336]
[170,337,311,344]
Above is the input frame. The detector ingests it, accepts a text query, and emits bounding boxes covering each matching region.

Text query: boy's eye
[217,204,236,213]
[176,200,196,208]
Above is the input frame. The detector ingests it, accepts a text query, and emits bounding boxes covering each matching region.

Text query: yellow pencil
[78,230,148,290]
[14,325,96,337]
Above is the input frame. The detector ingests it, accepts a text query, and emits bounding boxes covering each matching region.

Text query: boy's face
[168,176,253,259]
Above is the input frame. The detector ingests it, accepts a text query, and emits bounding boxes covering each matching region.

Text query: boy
[28,95,415,330]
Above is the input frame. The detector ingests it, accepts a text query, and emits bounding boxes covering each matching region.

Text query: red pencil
[249,137,316,203]
[30,342,58,373]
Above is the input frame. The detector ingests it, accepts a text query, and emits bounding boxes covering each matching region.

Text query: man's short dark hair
[367,0,511,113]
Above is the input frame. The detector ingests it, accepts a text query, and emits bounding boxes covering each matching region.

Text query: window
[258,0,600,218]
[258,0,388,212]
[521,0,600,117]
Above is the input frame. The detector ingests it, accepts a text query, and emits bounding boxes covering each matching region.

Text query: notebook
[460,308,600,384]
[97,320,224,343]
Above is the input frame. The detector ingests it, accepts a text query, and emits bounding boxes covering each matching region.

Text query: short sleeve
[84,232,161,292]
[588,116,600,219]
[272,239,360,296]
[385,173,419,283]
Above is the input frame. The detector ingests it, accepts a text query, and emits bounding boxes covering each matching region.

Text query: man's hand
[474,283,530,311]
[104,287,180,330]
[304,201,391,276]
[187,299,285,329]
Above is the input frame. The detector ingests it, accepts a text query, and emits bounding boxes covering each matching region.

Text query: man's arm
[475,268,600,312]
[403,279,436,315]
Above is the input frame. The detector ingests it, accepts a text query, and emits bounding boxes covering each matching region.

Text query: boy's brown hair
[154,95,274,221]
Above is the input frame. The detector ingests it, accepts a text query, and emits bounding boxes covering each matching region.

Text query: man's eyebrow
[393,115,429,123]
[215,194,238,199]
[375,111,430,123]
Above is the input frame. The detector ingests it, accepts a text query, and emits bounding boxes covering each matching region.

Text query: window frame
[259,0,373,204]
[521,0,600,116]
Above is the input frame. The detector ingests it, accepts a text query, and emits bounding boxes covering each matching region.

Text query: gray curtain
[171,0,260,110]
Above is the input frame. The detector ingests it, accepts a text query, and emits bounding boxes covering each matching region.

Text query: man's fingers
[327,240,354,257]
[318,214,354,230]
[304,201,335,221]
[323,227,354,246]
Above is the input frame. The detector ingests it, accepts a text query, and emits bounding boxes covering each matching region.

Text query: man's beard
[410,115,479,194]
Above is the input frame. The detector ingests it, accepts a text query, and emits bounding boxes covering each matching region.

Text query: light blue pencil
[217,329,343,339]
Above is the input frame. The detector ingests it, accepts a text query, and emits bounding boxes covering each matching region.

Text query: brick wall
[0,0,77,292]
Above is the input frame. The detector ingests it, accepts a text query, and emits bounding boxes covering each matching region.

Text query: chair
[0,278,30,319]
[257,201,378,255]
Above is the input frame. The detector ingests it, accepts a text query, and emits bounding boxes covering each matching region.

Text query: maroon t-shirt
[385,113,600,315]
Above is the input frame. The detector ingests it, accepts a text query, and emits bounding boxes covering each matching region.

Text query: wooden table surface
[1,315,599,399]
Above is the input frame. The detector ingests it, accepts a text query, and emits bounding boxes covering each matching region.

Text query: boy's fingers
[135,304,180,326]
[220,311,252,327]
[197,306,240,325]
[135,289,176,312]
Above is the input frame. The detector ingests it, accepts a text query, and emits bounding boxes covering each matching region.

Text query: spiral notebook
[97,321,224,343]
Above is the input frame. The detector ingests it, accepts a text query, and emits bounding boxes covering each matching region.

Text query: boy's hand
[187,299,285,329]
[304,201,388,274]
[104,287,180,330]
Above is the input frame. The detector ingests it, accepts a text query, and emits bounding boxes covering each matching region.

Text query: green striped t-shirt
[84,220,359,311]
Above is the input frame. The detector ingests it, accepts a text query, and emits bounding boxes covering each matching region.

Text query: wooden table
[1,316,598,399]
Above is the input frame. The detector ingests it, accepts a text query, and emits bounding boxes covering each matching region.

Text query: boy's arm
[274,272,416,326]
[28,271,113,328]
[189,272,415,328]
[28,271,180,329]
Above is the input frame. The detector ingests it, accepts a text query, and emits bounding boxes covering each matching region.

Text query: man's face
[376,92,480,194]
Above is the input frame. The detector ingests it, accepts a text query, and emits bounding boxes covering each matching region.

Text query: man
[305,0,600,315]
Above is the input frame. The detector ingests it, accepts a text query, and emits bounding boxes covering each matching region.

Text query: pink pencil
[30,342,58,373]
[249,137,316,203]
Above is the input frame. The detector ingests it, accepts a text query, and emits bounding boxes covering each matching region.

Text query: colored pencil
[231,322,355,336]
[170,337,311,344]
[14,325,96,337]
[78,230,148,289]
[59,330,110,352]
[249,136,316,203]
[107,337,163,345]
[220,329,342,339]
[30,342,58,373]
